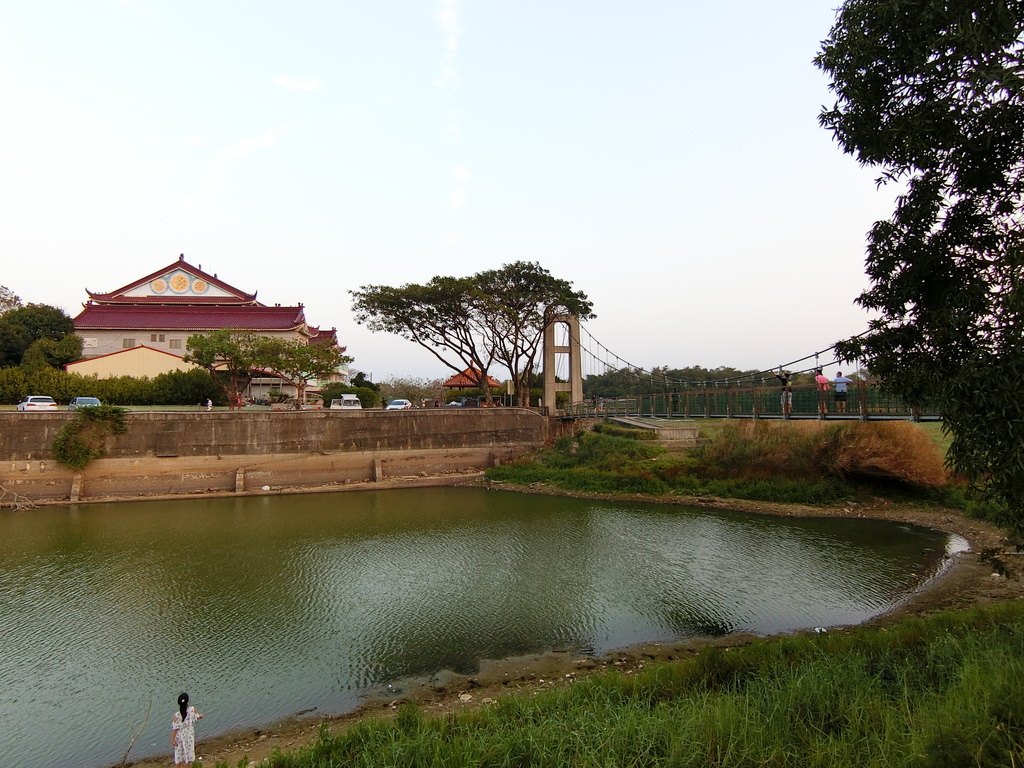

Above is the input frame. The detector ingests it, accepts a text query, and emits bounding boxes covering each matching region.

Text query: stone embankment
[0,409,594,504]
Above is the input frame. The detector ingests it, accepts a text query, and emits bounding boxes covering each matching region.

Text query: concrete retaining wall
[0,409,594,504]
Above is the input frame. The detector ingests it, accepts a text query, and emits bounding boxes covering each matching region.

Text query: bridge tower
[542,314,583,413]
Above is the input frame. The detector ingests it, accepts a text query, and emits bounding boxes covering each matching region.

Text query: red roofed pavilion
[442,368,502,391]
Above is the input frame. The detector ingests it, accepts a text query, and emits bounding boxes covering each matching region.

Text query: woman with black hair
[171,692,204,766]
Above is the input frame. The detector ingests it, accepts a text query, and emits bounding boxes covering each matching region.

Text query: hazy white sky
[1,0,896,382]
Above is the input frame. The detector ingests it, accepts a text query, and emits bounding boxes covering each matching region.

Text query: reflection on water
[0,488,961,768]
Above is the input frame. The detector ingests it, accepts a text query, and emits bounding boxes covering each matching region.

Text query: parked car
[17,396,58,411]
[329,395,363,410]
[385,399,413,410]
[68,396,102,410]
[444,401,463,407]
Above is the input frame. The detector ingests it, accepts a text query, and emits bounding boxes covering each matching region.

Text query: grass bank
[487,420,962,508]
[227,602,1024,768]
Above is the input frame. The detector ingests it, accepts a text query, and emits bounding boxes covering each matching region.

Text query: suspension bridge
[543,317,940,422]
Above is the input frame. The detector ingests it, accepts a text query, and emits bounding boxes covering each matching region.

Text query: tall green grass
[240,602,1024,768]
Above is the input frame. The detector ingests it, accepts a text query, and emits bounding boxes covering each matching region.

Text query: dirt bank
[121,482,1023,768]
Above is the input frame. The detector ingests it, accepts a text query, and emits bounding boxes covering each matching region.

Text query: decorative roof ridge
[86,254,258,302]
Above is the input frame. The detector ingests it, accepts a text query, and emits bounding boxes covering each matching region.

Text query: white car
[385,399,413,410]
[17,396,58,411]
[329,395,363,410]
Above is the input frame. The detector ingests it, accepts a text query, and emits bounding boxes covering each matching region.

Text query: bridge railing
[566,380,939,421]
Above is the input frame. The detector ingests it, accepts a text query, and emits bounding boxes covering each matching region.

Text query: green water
[0,487,961,768]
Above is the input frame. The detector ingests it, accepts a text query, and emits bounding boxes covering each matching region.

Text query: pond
[0,487,963,768]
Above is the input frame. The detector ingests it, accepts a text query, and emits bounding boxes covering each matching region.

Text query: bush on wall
[52,405,129,470]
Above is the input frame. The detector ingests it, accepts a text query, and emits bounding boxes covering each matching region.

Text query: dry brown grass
[820,421,949,487]
[692,420,949,488]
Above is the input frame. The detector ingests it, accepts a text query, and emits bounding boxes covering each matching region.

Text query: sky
[0,0,900,384]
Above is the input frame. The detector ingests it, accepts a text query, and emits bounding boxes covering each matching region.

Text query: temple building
[69,254,348,396]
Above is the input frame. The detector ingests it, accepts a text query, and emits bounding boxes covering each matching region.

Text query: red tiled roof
[442,368,502,389]
[73,304,308,332]
[86,255,259,304]
[308,326,340,347]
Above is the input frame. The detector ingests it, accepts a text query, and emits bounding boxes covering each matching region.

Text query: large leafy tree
[0,304,77,368]
[350,276,497,395]
[816,0,1024,522]
[350,263,592,405]
[251,337,353,408]
[184,329,263,403]
[476,262,594,407]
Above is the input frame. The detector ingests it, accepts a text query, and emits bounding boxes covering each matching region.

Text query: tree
[0,304,77,368]
[0,286,21,315]
[251,337,353,408]
[476,262,594,407]
[350,263,592,405]
[351,276,496,394]
[378,376,444,407]
[816,0,1024,523]
[184,329,263,403]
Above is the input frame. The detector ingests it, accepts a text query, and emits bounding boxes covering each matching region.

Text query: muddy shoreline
[119,480,1024,768]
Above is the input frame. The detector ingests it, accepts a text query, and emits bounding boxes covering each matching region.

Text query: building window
[122,338,136,348]
[169,338,182,350]
[150,333,165,342]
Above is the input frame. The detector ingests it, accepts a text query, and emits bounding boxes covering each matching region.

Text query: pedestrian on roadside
[171,692,204,767]
[833,371,854,413]
[205,398,213,411]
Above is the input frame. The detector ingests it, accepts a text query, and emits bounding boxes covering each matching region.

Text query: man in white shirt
[833,372,854,413]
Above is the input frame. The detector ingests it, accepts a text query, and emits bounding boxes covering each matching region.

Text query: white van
[329,395,363,410]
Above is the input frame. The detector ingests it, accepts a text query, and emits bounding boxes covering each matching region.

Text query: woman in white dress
[171,692,204,766]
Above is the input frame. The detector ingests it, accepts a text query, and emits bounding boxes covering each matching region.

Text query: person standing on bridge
[774,369,793,417]
[833,371,854,414]
[814,369,830,415]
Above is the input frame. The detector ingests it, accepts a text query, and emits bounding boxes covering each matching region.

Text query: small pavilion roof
[442,368,502,389]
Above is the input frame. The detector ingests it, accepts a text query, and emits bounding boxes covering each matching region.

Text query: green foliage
[593,422,658,440]
[0,303,78,368]
[349,371,379,391]
[585,364,764,397]
[817,1,1024,528]
[0,285,20,315]
[258,602,1024,768]
[150,369,224,405]
[320,383,379,408]
[378,375,442,406]
[52,405,128,470]
[488,421,953,506]
[351,262,592,405]
[0,366,27,403]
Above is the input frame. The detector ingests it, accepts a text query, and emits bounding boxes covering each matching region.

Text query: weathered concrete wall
[0,409,597,503]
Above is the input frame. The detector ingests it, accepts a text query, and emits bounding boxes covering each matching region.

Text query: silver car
[68,397,102,410]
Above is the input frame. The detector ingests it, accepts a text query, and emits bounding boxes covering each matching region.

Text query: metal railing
[566,380,939,421]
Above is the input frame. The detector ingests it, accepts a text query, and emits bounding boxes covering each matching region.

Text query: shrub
[52,405,129,470]
[151,369,222,405]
